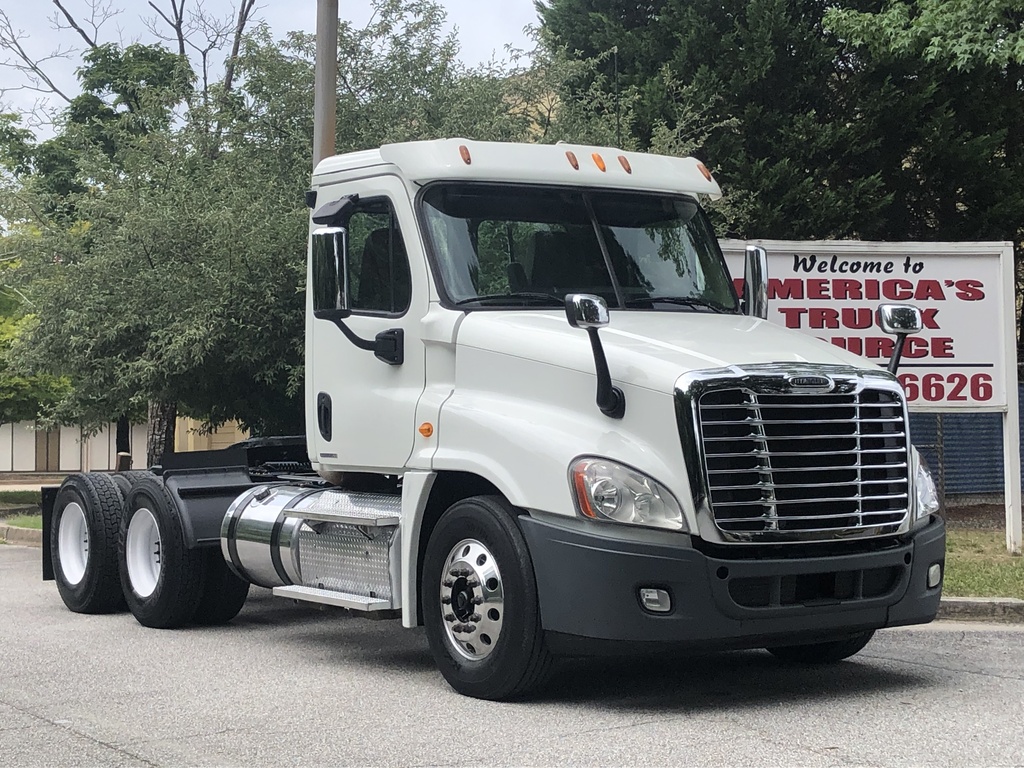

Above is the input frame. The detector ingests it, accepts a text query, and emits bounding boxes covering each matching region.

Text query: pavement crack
[0,698,160,767]
[859,653,1024,683]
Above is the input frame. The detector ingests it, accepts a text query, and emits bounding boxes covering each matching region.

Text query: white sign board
[720,239,1020,553]
[721,240,1014,412]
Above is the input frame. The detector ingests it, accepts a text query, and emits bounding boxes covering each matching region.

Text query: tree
[825,1,1024,356]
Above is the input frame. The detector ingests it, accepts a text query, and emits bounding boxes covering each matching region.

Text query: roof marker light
[592,153,607,172]
[565,151,579,170]
[617,155,632,174]
[696,161,713,182]
[459,145,472,165]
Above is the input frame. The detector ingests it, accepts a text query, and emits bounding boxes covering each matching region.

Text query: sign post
[722,239,1021,553]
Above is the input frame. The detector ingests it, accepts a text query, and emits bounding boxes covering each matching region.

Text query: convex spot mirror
[311,226,351,320]
[876,304,924,335]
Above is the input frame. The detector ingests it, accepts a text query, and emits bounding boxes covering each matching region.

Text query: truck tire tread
[119,476,207,629]
[51,473,126,614]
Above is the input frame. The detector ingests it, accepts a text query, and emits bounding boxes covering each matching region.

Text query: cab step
[273,585,392,611]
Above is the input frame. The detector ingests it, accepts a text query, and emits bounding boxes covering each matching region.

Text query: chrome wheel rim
[126,507,161,598]
[439,538,504,661]
[57,502,89,585]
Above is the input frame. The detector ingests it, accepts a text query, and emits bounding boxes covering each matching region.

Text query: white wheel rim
[126,507,162,598]
[57,502,89,585]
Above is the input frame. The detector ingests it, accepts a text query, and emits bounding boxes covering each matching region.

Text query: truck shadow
[533,652,933,711]
[230,590,936,710]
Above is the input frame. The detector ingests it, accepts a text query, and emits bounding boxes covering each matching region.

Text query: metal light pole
[313,0,338,169]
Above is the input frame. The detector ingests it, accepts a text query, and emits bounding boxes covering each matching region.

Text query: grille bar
[696,383,909,538]
[703,432,906,442]
[708,462,908,475]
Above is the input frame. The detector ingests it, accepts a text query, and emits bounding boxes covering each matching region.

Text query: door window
[345,200,412,315]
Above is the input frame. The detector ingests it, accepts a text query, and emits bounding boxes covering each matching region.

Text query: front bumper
[519,514,945,655]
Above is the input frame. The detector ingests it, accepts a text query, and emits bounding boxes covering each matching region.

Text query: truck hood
[455,310,875,393]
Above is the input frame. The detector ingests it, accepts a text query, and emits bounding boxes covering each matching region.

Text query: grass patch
[4,514,42,530]
[0,490,42,505]
[944,529,1024,600]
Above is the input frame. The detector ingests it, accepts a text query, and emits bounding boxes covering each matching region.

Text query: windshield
[420,183,738,312]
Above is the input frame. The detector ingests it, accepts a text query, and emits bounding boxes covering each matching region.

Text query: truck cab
[45,139,945,701]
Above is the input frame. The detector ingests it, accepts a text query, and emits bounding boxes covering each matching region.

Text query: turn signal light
[418,423,434,437]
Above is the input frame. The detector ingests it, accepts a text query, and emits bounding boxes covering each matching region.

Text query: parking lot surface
[2,544,1023,767]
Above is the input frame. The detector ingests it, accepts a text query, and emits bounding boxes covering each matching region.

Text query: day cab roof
[311,138,723,200]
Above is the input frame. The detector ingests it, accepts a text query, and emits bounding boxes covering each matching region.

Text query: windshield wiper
[624,296,734,314]
[453,292,564,307]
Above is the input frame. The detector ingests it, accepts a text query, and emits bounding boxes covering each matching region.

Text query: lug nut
[470,613,481,623]
[472,596,483,605]
[444,613,455,622]
[442,578,454,587]
[466,578,479,588]
[441,596,451,604]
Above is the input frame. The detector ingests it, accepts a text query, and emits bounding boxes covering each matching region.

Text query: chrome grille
[697,386,909,537]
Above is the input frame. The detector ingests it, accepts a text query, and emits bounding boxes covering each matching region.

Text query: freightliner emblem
[786,374,835,392]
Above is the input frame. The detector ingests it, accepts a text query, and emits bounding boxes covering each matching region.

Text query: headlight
[570,457,685,531]
[914,453,940,520]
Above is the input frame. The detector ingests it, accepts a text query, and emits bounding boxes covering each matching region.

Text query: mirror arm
[326,317,404,366]
[888,333,907,375]
[586,328,625,419]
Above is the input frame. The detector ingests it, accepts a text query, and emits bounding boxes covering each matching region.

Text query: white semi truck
[43,139,945,700]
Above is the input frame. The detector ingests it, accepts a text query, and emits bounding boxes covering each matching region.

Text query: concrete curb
[938,596,1024,623]
[0,524,43,547]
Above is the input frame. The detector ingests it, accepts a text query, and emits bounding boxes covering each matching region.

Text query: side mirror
[876,303,923,375]
[311,226,351,320]
[565,293,610,329]
[743,245,768,319]
[564,294,624,419]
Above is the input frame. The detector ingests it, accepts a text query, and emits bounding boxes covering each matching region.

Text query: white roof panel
[313,139,722,199]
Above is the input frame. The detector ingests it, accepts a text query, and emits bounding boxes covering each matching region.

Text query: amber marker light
[696,161,713,182]
[592,153,607,172]
[572,465,597,518]
[565,150,579,170]
[418,422,434,438]
[459,145,472,165]
[617,155,632,173]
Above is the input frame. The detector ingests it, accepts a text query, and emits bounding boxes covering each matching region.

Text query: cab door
[307,175,427,473]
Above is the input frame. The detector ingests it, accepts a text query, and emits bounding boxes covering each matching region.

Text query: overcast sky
[2,0,539,134]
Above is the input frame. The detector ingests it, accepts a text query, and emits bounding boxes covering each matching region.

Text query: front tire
[767,630,875,663]
[119,476,206,628]
[51,473,125,614]
[422,495,552,700]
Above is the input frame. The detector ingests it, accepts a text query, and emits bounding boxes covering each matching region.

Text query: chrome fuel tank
[220,485,323,588]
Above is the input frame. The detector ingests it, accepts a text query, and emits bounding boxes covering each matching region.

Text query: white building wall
[11,422,35,471]
[58,427,82,472]
[83,424,112,472]
[0,423,13,472]
[130,423,148,469]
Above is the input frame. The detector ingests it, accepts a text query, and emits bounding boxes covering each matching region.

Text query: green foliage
[945,529,1024,599]
[1,0,627,438]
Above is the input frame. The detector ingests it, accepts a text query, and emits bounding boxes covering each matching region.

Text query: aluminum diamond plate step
[272,585,393,611]
[282,490,401,527]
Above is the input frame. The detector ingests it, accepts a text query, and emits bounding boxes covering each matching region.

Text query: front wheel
[422,496,552,700]
[766,630,875,663]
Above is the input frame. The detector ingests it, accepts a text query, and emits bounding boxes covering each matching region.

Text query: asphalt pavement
[2,544,1024,767]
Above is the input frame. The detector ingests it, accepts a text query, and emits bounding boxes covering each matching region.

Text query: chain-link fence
[909,391,1017,508]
